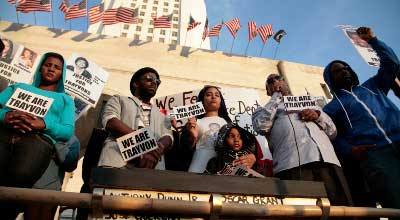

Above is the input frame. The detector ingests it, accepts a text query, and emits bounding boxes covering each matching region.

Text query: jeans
[0,126,53,188]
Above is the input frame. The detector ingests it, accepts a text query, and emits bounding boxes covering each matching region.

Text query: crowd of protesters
[0,26,399,219]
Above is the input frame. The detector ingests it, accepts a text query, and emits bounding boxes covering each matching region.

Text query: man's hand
[298,109,320,121]
[357,27,375,43]
[138,150,161,169]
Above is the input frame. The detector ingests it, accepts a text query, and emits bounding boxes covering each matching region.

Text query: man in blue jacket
[323,27,400,210]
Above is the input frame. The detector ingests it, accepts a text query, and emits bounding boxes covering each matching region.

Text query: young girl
[205,123,258,175]
[183,86,256,173]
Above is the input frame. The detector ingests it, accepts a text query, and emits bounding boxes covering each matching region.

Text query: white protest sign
[0,36,40,85]
[339,25,380,67]
[172,102,205,120]
[64,53,109,107]
[219,164,264,178]
[116,128,158,162]
[5,88,54,117]
[283,95,318,112]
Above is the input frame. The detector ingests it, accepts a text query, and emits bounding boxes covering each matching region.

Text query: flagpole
[273,43,280,59]
[259,42,266,56]
[51,4,55,28]
[183,29,188,46]
[168,28,173,44]
[199,38,203,49]
[34,12,37,25]
[69,20,72,30]
[86,0,89,31]
[244,41,250,56]
[15,1,20,24]
[215,35,220,50]
[215,18,223,51]
[229,37,235,54]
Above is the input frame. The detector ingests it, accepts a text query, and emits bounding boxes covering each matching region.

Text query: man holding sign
[0,52,75,219]
[252,74,351,205]
[323,27,400,210]
[98,67,173,170]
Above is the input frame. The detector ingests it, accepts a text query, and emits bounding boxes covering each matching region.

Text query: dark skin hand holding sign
[4,56,63,133]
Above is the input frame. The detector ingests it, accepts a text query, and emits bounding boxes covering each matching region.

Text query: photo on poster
[64,53,109,107]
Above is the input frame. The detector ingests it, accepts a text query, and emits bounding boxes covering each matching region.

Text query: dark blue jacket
[323,37,400,156]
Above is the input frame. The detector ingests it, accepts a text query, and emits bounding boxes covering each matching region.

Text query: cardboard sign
[283,95,317,111]
[339,25,380,67]
[64,53,109,108]
[219,164,265,178]
[116,128,158,162]
[5,88,54,117]
[172,102,205,120]
[0,36,40,85]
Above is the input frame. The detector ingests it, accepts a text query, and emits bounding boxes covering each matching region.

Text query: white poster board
[172,102,205,120]
[116,128,158,162]
[0,36,40,85]
[339,25,380,67]
[283,95,318,111]
[5,88,54,117]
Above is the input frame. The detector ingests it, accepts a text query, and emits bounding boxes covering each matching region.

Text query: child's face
[226,128,243,152]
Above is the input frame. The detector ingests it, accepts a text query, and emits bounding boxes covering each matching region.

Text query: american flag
[16,0,51,13]
[65,0,86,20]
[7,0,25,6]
[89,3,104,24]
[207,23,222,37]
[153,14,172,28]
[248,21,257,41]
[202,18,208,41]
[59,0,69,13]
[224,17,241,38]
[187,15,201,31]
[257,24,274,43]
[117,7,139,24]
[102,8,118,25]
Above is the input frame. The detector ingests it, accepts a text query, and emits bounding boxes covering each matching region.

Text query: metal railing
[1,186,400,219]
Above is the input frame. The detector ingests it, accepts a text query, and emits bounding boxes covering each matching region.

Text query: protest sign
[283,95,318,111]
[153,87,272,160]
[5,88,53,117]
[0,36,39,85]
[339,25,380,67]
[218,164,264,178]
[64,54,109,108]
[172,102,205,120]
[116,128,158,162]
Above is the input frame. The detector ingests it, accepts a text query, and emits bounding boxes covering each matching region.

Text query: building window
[172,24,178,28]
[147,36,153,41]
[175,0,179,2]
[154,0,158,4]
[131,3,135,8]
[321,83,333,99]
[136,26,142,31]
[171,40,177,44]
[140,11,145,16]
[173,16,178,21]
[138,18,144,23]
[174,4,179,8]
[123,24,130,29]
[141,5,146,9]
[143,0,148,2]
[148,28,153,33]
[164,2,168,6]
[172,31,177,37]
[163,8,168,12]
[149,20,154,25]
[121,33,127,37]
[159,38,165,43]
[160,30,165,35]
[173,9,178,14]
[152,6,157,11]
[134,34,140,40]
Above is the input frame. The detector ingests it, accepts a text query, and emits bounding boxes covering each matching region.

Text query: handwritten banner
[5,88,53,117]
[172,102,205,120]
[116,128,158,162]
[283,95,317,111]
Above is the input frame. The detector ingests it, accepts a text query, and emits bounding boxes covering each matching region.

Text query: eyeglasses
[266,75,284,85]
[331,66,349,75]
[141,75,161,85]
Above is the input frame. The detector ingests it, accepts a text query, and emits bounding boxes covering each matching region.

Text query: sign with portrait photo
[339,25,380,67]
[0,36,40,85]
[64,53,109,107]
